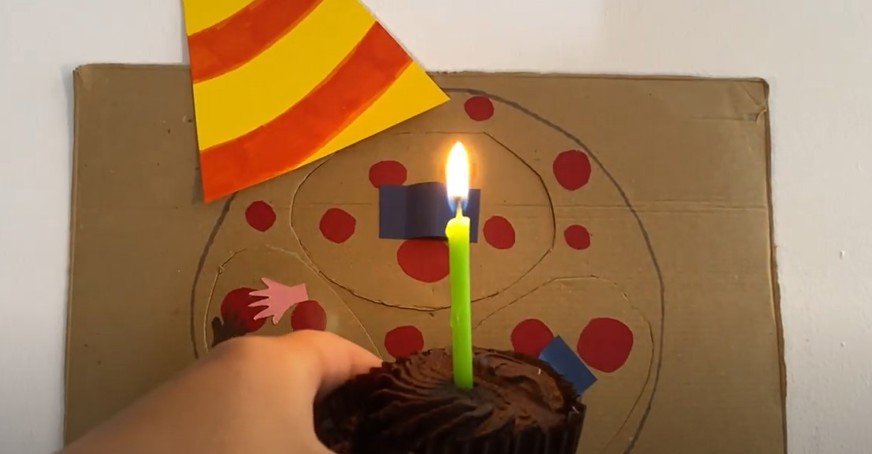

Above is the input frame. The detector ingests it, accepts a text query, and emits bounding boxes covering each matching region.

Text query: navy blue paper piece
[539,336,597,396]
[378,182,481,242]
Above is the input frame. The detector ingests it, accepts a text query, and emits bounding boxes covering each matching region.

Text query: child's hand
[62,331,380,454]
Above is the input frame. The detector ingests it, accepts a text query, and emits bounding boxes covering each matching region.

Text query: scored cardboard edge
[758,80,787,452]
[70,62,771,86]
[64,66,88,443]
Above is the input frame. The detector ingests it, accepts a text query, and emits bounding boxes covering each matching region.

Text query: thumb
[280,330,382,399]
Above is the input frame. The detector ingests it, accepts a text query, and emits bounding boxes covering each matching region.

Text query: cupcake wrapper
[320,404,585,454]
[433,403,585,454]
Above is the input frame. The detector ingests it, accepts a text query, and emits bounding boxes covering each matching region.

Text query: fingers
[281,331,382,399]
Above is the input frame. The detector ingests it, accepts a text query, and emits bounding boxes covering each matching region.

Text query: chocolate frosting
[315,347,584,454]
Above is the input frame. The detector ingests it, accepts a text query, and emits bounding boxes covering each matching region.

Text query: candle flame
[446,141,470,201]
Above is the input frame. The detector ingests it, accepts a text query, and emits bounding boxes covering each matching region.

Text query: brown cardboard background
[66,64,783,453]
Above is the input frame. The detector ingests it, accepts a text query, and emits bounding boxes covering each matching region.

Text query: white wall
[1,0,870,452]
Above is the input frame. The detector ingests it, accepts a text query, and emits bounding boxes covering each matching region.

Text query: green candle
[445,142,474,389]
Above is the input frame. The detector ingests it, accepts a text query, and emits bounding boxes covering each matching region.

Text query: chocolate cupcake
[315,347,585,454]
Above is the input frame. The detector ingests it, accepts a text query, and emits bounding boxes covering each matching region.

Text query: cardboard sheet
[65,65,785,453]
[181,0,448,202]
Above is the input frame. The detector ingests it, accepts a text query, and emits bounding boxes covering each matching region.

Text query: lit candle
[445,141,473,389]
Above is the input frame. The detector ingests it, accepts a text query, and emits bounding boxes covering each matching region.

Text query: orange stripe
[187,0,323,83]
[199,23,412,202]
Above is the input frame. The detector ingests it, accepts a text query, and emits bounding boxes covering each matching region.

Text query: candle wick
[454,197,464,218]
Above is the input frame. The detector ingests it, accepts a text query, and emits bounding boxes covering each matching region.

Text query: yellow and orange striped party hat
[181,0,449,202]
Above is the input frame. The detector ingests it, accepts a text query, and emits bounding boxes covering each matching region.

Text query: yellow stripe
[182,0,255,35]
[299,65,450,167]
[191,0,375,150]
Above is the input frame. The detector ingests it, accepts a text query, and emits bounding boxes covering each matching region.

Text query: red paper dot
[511,319,554,357]
[564,225,591,250]
[577,318,634,373]
[220,287,267,333]
[483,216,516,250]
[464,96,494,121]
[291,300,327,331]
[245,201,276,232]
[368,160,407,187]
[553,150,592,190]
[396,240,449,283]
[385,325,424,358]
[320,208,356,244]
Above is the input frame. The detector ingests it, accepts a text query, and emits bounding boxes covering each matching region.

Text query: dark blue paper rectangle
[539,336,597,396]
[379,182,481,242]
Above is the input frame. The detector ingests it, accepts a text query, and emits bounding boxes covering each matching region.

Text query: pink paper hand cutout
[248,278,309,325]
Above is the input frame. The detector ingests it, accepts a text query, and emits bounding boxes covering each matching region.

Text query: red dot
[220,287,267,333]
[245,201,276,232]
[368,160,407,187]
[464,96,494,121]
[553,150,592,190]
[577,318,634,373]
[319,208,356,244]
[511,319,554,357]
[385,325,425,358]
[483,216,516,250]
[396,240,449,283]
[564,225,591,250]
[291,300,327,331]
